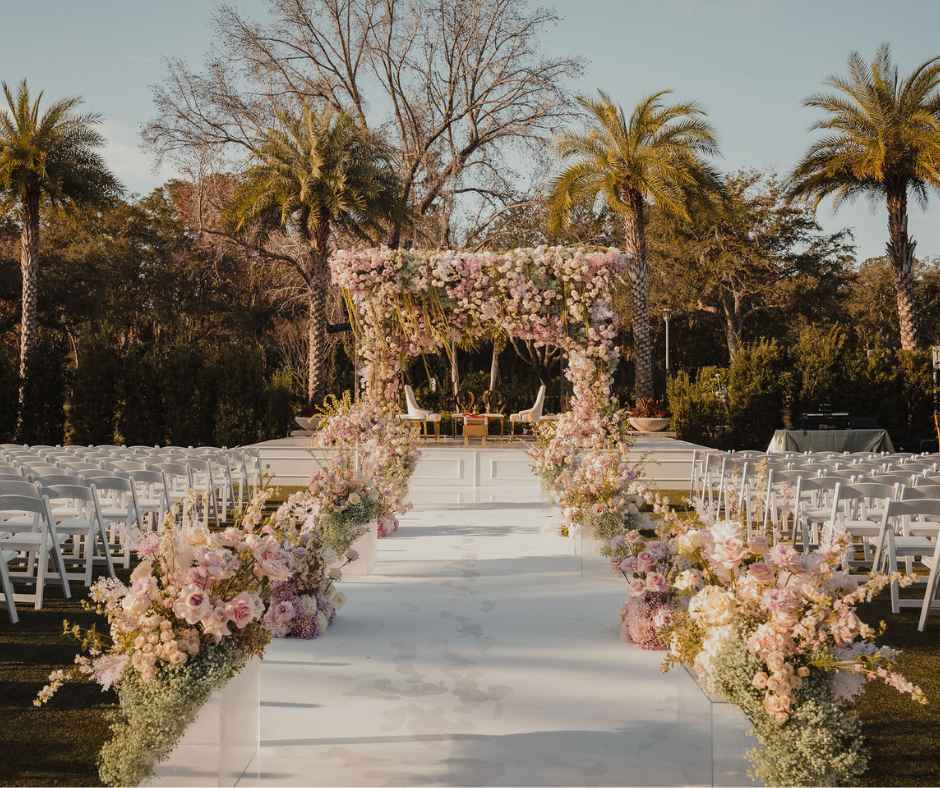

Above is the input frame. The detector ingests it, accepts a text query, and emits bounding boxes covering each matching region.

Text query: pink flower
[174,585,211,625]
[92,654,128,690]
[747,561,775,585]
[200,606,230,641]
[767,543,803,573]
[224,591,263,629]
[645,572,668,594]
[628,578,647,597]
[636,551,656,572]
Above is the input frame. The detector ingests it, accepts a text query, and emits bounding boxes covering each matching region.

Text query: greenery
[547,90,719,401]
[789,46,940,351]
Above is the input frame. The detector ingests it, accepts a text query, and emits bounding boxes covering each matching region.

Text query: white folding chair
[90,477,141,569]
[44,484,116,586]
[880,499,940,630]
[128,470,171,531]
[0,493,72,609]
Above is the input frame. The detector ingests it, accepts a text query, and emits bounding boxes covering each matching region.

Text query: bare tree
[144,0,582,247]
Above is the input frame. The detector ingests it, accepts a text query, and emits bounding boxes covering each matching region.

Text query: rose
[628,578,647,597]
[224,591,264,629]
[174,584,211,626]
[636,551,656,572]
[645,572,668,594]
[747,561,775,585]
[673,569,703,592]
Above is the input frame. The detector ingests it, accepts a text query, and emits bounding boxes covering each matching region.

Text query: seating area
[0,443,264,624]
[691,448,940,631]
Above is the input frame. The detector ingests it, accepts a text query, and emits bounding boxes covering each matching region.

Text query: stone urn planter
[628,416,671,432]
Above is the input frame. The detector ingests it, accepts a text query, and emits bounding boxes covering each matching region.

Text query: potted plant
[628,399,671,432]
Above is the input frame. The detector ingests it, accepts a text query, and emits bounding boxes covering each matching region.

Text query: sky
[2,0,940,260]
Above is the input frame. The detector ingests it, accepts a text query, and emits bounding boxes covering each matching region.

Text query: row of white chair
[689,449,940,630]
[0,443,265,623]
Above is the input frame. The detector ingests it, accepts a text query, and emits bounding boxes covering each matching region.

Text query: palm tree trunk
[15,192,40,441]
[886,189,918,350]
[306,280,328,407]
[623,193,654,400]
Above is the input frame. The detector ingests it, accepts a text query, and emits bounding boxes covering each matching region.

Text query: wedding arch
[329,246,630,425]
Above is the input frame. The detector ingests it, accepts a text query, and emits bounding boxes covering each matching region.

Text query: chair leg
[0,564,18,624]
[918,561,939,632]
[35,545,46,610]
[97,517,116,580]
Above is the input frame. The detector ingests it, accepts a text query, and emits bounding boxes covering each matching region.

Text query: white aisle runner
[241,501,714,786]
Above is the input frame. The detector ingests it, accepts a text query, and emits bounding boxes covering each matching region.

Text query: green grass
[856,597,940,787]
[0,582,116,787]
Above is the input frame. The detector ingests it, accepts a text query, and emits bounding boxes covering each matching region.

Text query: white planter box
[340,522,377,577]
[678,665,758,787]
[146,656,260,786]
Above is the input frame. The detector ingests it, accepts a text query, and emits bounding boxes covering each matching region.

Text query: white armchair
[402,385,442,439]
[509,385,546,437]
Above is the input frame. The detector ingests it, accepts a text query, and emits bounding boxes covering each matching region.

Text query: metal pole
[664,310,671,380]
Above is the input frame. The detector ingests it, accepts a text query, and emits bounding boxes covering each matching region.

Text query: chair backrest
[0,493,48,516]
[0,480,38,497]
[531,385,546,419]
[88,476,133,494]
[885,498,940,519]
[82,469,130,480]
[44,484,95,505]
[34,474,87,489]
[901,485,940,500]
[404,385,422,416]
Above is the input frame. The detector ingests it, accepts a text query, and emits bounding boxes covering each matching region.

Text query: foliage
[667,368,731,448]
[629,398,668,418]
[727,338,789,446]
[656,509,927,787]
[98,640,250,787]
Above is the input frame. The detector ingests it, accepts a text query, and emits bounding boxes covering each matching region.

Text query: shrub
[728,339,789,449]
[667,367,731,448]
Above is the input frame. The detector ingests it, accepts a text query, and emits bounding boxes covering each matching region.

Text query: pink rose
[645,572,668,594]
[636,551,656,572]
[224,592,263,629]
[174,585,210,625]
[747,562,775,585]
[628,578,647,597]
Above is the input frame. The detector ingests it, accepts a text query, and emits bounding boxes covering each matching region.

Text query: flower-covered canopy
[330,246,629,409]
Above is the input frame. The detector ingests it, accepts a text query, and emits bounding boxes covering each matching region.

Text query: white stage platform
[248,434,702,502]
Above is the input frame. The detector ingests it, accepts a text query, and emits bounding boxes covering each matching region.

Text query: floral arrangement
[315,398,418,537]
[608,524,680,649]
[657,511,927,786]
[35,491,291,786]
[628,398,668,418]
[261,467,372,639]
[553,445,644,540]
[330,246,626,410]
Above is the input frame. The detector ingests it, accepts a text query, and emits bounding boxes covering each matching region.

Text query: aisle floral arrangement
[608,523,681,649]
[315,395,418,537]
[648,507,929,786]
[34,492,291,787]
[264,462,376,638]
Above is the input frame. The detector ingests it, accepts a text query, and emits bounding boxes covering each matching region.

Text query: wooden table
[455,413,506,444]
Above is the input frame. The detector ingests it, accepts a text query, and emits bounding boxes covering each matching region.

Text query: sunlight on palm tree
[0,79,120,438]
[230,104,399,405]
[789,44,940,350]
[547,90,719,399]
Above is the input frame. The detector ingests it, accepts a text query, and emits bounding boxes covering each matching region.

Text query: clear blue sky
[2,0,940,260]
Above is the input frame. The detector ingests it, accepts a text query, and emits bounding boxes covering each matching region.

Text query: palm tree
[547,91,719,400]
[789,45,940,350]
[231,104,398,406]
[0,80,120,439]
